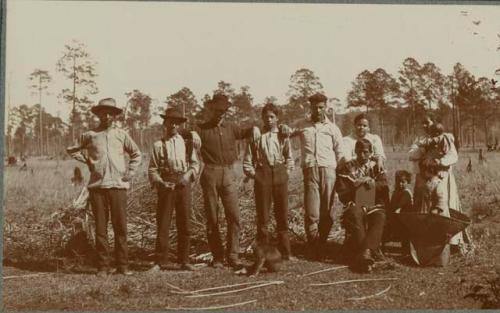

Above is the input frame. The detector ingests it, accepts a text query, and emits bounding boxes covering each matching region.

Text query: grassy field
[2,150,500,310]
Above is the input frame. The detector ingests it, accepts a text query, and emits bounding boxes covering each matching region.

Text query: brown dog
[248,243,283,277]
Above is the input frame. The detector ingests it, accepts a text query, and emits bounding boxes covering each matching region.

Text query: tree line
[6,40,499,158]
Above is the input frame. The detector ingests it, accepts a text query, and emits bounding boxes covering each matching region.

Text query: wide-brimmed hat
[206,93,232,111]
[308,93,328,105]
[91,98,123,116]
[160,108,187,122]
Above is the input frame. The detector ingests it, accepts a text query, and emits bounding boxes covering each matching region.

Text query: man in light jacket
[67,98,142,276]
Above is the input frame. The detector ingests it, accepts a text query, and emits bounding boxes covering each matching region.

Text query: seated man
[336,139,389,273]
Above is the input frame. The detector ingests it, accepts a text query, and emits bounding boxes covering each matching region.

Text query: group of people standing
[67,92,463,276]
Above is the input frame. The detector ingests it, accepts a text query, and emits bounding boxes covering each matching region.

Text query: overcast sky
[5,1,500,121]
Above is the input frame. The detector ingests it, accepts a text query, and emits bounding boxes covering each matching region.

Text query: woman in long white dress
[408,114,464,248]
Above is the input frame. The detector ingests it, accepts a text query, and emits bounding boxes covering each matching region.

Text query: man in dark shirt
[193,93,258,270]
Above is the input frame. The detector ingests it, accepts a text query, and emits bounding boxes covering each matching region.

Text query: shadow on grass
[4,237,416,276]
[291,240,347,264]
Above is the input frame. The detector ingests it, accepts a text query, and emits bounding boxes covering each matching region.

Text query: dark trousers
[254,165,291,258]
[156,183,191,265]
[88,188,128,270]
[200,165,240,263]
[342,204,386,256]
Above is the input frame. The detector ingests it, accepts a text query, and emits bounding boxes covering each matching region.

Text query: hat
[160,108,187,122]
[91,98,123,116]
[206,93,232,111]
[308,93,328,105]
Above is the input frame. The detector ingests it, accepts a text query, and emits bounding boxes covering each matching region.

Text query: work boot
[148,264,162,273]
[180,263,197,271]
[95,267,112,277]
[356,249,374,273]
[283,255,298,262]
[211,260,224,269]
[228,259,244,271]
[116,267,133,276]
[372,248,386,262]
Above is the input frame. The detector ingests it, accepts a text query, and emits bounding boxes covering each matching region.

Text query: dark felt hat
[160,108,187,122]
[91,98,123,115]
[308,93,328,105]
[206,93,232,111]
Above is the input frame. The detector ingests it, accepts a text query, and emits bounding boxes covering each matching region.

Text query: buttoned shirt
[243,129,294,175]
[67,127,142,189]
[193,121,250,166]
[336,158,388,205]
[343,133,386,162]
[294,120,345,169]
[148,134,200,187]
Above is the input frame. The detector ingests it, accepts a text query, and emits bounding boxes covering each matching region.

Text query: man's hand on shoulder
[191,131,201,149]
[251,126,261,142]
[278,124,293,137]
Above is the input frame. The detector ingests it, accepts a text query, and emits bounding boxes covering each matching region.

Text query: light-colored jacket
[67,127,142,189]
[293,119,345,169]
[148,134,200,188]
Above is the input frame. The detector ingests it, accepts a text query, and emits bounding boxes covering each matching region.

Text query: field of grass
[2,150,500,310]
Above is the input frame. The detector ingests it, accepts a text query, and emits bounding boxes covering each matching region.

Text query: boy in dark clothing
[390,170,413,213]
[386,170,413,254]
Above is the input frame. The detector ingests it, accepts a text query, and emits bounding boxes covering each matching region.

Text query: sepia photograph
[2,0,500,310]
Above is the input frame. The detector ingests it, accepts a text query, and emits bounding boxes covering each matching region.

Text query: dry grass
[3,150,500,310]
[4,159,88,212]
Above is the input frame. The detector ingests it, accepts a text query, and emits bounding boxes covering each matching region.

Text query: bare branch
[300,265,348,278]
[347,284,392,301]
[186,281,285,298]
[310,278,398,287]
[171,280,271,295]
[165,299,257,310]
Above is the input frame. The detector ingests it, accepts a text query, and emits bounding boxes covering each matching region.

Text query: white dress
[409,133,463,245]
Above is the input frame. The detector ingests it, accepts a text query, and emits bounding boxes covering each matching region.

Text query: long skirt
[413,167,464,245]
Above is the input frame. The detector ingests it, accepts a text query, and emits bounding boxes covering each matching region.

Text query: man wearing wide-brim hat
[148,107,200,272]
[192,93,261,270]
[67,97,142,276]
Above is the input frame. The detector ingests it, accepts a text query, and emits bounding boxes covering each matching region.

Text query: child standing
[387,170,413,254]
[390,170,413,214]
